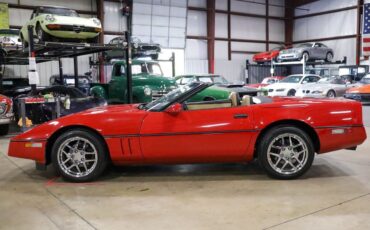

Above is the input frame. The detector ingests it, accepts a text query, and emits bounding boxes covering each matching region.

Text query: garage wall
[3,1,97,85]
[293,0,358,64]
[186,0,285,82]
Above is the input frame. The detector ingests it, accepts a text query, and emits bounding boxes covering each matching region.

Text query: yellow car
[20,6,102,47]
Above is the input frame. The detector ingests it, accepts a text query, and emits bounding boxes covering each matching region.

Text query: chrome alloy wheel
[266,133,309,175]
[57,137,98,178]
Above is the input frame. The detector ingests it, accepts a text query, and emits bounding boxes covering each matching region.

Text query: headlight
[133,42,139,49]
[45,14,56,22]
[312,90,323,94]
[144,87,152,96]
[0,104,6,115]
[92,18,101,26]
[2,37,10,42]
[276,89,285,92]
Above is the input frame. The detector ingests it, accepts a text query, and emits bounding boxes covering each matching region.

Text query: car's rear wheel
[287,89,296,96]
[326,52,333,62]
[327,90,336,98]
[51,129,108,182]
[258,126,315,179]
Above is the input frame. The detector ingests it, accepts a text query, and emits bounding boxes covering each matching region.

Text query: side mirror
[166,103,182,114]
[302,81,308,84]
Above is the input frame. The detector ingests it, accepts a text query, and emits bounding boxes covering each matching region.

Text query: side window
[113,64,125,76]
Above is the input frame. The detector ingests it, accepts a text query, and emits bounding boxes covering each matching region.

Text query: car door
[139,105,255,163]
[311,43,321,59]
[108,63,127,103]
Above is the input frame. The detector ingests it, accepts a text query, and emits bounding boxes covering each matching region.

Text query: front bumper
[267,89,287,97]
[8,139,47,163]
[0,113,13,125]
[278,53,301,61]
[296,90,326,98]
[43,24,100,39]
[344,93,370,103]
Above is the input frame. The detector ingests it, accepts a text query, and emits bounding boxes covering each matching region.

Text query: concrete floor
[0,106,369,230]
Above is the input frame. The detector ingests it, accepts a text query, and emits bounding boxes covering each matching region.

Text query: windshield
[261,78,278,84]
[0,29,19,36]
[197,75,229,84]
[271,46,282,51]
[144,82,201,111]
[360,74,370,84]
[40,7,79,17]
[131,63,163,76]
[296,43,312,48]
[280,75,303,83]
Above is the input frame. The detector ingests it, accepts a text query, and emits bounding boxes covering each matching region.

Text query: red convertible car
[253,46,287,63]
[8,82,367,182]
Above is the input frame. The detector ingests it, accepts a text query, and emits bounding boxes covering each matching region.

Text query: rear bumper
[8,139,47,164]
[316,125,367,154]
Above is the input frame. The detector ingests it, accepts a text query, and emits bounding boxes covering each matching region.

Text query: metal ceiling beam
[291,0,319,8]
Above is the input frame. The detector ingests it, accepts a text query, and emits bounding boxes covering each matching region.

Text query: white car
[266,74,321,96]
[0,29,22,51]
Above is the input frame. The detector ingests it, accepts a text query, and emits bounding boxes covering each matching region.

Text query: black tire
[326,52,333,62]
[0,124,9,136]
[21,34,28,49]
[151,53,159,60]
[326,90,336,98]
[301,52,309,62]
[51,129,108,182]
[257,126,315,179]
[87,36,99,44]
[287,89,296,96]
[36,24,49,42]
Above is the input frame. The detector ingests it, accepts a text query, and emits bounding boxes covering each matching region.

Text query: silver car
[296,75,355,98]
[278,43,334,62]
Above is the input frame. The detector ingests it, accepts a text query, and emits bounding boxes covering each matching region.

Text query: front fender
[133,86,152,103]
[90,86,108,100]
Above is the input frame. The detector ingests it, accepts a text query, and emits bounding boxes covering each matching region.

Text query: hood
[50,15,101,28]
[246,83,267,88]
[11,104,148,142]
[267,82,300,89]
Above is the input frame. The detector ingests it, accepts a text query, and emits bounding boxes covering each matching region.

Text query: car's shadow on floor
[5,158,351,184]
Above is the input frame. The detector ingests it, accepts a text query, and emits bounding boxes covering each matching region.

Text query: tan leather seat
[241,95,252,106]
[229,92,238,107]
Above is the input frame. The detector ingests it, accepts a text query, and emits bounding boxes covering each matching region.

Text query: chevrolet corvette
[8,82,367,182]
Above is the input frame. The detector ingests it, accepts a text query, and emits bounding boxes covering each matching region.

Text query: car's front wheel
[36,24,49,42]
[0,124,9,136]
[258,126,315,179]
[51,129,108,182]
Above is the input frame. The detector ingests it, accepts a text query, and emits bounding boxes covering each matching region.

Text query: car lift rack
[246,57,347,84]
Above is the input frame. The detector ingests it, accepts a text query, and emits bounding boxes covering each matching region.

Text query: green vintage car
[20,6,102,47]
[90,60,177,104]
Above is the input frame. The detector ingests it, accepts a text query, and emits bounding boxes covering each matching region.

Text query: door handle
[234,114,248,119]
